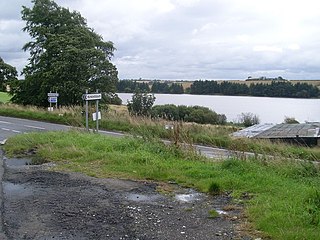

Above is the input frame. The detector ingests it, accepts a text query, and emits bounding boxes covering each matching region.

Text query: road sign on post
[48,97,58,103]
[47,92,59,110]
[47,93,59,97]
[82,93,101,101]
[83,90,101,132]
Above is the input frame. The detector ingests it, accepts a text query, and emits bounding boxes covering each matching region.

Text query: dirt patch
[2,157,246,240]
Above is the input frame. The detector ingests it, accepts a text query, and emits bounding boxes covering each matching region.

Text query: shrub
[151,104,227,125]
[151,104,179,120]
[284,116,299,124]
[237,112,260,127]
[101,92,122,105]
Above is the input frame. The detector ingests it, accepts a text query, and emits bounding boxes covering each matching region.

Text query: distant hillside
[130,79,320,91]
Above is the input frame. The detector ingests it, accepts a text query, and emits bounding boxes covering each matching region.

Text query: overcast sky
[1,0,320,80]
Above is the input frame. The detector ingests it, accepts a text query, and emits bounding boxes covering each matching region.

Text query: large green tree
[12,0,118,106]
[0,57,18,91]
[127,92,156,116]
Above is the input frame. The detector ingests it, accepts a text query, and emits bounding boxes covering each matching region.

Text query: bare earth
[1,153,248,240]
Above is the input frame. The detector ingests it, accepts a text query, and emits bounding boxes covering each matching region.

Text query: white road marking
[23,125,46,130]
[0,121,12,125]
[0,128,22,133]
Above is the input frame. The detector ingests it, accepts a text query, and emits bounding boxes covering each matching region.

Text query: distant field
[218,80,320,87]
[179,80,320,90]
[291,80,320,87]
[0,92,11,103]
[135,80,320,91]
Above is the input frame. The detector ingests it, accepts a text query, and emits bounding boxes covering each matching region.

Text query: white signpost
[82,93,101,101]
[48,93,59,97]
[47,92,59,110]
[83,90,101,132]
[48,97,57,103]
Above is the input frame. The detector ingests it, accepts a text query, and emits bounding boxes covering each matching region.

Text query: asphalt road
[0,116,70,143]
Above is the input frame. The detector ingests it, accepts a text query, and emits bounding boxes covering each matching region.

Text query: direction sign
[82,93,102,101]
[48,97,58,103]
[47,92,59,97]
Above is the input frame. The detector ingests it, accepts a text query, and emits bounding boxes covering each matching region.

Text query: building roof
[232,123,320,139]
[232,123,274,138]
[254,123,320,139]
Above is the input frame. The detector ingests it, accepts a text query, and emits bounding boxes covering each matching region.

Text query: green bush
[151,104,227,125]
[127,92,155,116]
[237,112,260,127]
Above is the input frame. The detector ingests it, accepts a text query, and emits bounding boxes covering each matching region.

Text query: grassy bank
[0,104,83,126]
[4,130,320,239]
[0,92,11,103]
[0,103,319,161]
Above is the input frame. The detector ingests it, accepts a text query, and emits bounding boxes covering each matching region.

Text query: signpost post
[85,90,89,131]
[95,90,99,132]
[82,90,102,132]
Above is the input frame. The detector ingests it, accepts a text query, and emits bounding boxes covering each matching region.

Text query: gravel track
[0,152,244,240]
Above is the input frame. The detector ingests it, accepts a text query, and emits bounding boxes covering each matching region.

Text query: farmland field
[134,79,320,91]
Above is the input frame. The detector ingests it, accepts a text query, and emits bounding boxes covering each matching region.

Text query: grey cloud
[1,0,320,80]
[0,0,31,20]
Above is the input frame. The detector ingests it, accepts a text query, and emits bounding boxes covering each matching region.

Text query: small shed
[232,123,320,147]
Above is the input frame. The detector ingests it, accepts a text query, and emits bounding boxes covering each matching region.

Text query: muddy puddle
[175,192,203,202]
[125,193,163,202]
[4,157,32,168]
[124,189,206,206]
[174,188,204,203]
[216,209,228,215]
[3,181,34,197]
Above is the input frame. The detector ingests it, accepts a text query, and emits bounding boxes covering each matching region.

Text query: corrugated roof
[254,123,320,139]
[232,123,274,138]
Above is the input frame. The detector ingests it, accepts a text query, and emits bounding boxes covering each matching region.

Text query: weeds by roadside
[0,103,319,161]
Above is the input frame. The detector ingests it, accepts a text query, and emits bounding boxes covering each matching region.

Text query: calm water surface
[118,93,320,124]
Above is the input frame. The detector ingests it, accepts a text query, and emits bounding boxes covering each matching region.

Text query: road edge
[0,148,7,240]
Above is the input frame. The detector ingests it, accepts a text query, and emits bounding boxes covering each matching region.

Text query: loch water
[118,93,320,124]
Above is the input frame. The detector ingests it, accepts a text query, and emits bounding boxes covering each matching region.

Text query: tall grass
[1,103,319,161]
[4,130,320,240]
[0,103,84,126]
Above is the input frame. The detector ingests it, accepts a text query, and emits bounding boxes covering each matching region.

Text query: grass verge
[3,130,320,239]
[0,104,83,126]
[1,103,319,161]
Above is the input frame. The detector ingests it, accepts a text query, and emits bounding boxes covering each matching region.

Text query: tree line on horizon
[117,80,184,94]
[117,80,320,98]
